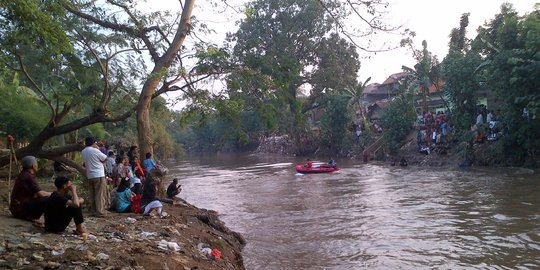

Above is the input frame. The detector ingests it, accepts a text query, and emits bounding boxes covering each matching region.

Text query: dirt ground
[0,179,245,270]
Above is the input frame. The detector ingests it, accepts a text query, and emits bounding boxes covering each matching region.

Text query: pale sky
[358,0,537,83]
[145,0,537,108]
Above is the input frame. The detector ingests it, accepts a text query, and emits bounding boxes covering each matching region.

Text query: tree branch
[74,29,110,110]
[317,0,398,52]
[48,155,86,175]
[14,53,56,122]
[63,2,139,36]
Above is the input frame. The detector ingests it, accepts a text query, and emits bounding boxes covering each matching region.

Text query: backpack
[130,194,142,214]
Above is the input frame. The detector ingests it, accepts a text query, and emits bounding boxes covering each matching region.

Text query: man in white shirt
[81,137,108,217]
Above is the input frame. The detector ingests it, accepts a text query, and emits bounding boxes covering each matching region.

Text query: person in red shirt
[131,156,147,177]
[306,159,313,169]
[10,156,52,221]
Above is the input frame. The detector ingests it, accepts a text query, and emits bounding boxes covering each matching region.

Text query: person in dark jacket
[44,176,86,235]
[10,156,51,221]
[166,178,182,199]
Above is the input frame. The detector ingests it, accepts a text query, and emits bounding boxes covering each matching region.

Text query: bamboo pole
[7,135,17,204]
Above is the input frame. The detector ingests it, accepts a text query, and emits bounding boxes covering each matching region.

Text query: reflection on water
[170,153,540,270]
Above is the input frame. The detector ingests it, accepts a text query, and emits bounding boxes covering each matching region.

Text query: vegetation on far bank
[0,1,538,168]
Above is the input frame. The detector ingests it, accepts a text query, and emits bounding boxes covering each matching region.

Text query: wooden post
[7,135,17,205]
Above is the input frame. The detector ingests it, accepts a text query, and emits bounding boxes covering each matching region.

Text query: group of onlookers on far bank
[9,136,182,236]
[415,106,502,155]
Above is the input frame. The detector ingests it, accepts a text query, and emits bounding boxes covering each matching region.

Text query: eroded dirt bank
[0,180,246,270]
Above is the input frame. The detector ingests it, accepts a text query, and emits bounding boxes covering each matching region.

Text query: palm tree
[342,77,371,133]
[402,40,450,113]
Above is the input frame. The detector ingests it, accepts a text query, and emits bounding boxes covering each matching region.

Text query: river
[169,153,540,270]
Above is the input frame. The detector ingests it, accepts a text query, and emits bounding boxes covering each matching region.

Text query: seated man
[328,159,337,168]
[44,176,86,235]
[10,156,51,221]
[166,178,182,199]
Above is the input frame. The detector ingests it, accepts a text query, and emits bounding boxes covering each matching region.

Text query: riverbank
[0,179,246,269]
[255,133,538,169]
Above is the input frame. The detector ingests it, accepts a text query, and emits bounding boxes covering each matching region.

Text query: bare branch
[63,3,139,35]
[316,0,398,52]
[64,1,162,61]
[48,155,86,175]
[74,29,110,110]
[14,53,56,122]
[155,73,219,97]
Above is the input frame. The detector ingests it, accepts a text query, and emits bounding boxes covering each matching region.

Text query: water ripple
[170,155,540,270]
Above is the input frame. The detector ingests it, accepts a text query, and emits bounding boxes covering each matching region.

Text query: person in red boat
[306,159,313,169]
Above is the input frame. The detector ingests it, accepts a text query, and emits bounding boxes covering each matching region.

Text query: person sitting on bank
[399,157,408,167]
[44,176,86,235]
[10,156,52,222]
[141,176,167,218]
[115,178,134,213]
[166,178,182,199]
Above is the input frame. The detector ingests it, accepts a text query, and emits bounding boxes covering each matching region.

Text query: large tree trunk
[136,78,161,157]
[136,0,195,157]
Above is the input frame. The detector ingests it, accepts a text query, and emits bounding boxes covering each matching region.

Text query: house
[363,72,410,104]
[415,79,447,112]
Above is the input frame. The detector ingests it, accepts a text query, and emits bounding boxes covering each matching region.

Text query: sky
[145,0,537,108]
[357,0,537,83]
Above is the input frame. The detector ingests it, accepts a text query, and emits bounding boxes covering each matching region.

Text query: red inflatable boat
[295,165,339,174]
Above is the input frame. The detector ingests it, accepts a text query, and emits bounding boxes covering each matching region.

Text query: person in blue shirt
[143,152,157,172]
[115,178,133,213]
[328,158,337,168]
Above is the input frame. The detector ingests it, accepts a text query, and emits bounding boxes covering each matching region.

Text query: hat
[21,156,37,169]
[85,136,97,147]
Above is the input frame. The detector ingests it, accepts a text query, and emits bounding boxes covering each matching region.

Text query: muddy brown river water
[170,153,540,270]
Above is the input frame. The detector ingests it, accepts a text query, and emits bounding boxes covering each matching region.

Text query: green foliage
[227,0,359,136]
[380,96,416,153]
[441,4,540,165]
[0,0,71,54]
[442,50,483,135]
[477,6,540,163]
[0,72,50,140]
[320,95,352,155]
[311,33,361,99]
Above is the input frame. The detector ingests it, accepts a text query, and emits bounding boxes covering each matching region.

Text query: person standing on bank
[10,156,52,221]
[44,176,87,235]
[81,137,108,217]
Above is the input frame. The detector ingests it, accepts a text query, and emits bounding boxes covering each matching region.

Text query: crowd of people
[416,110,450,155]
[8,136,182,236]
[472,107,502,143]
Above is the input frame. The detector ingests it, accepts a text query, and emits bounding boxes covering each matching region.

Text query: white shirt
[476,114,483,125]
[486,113,493,123]
[82,146,107,179]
